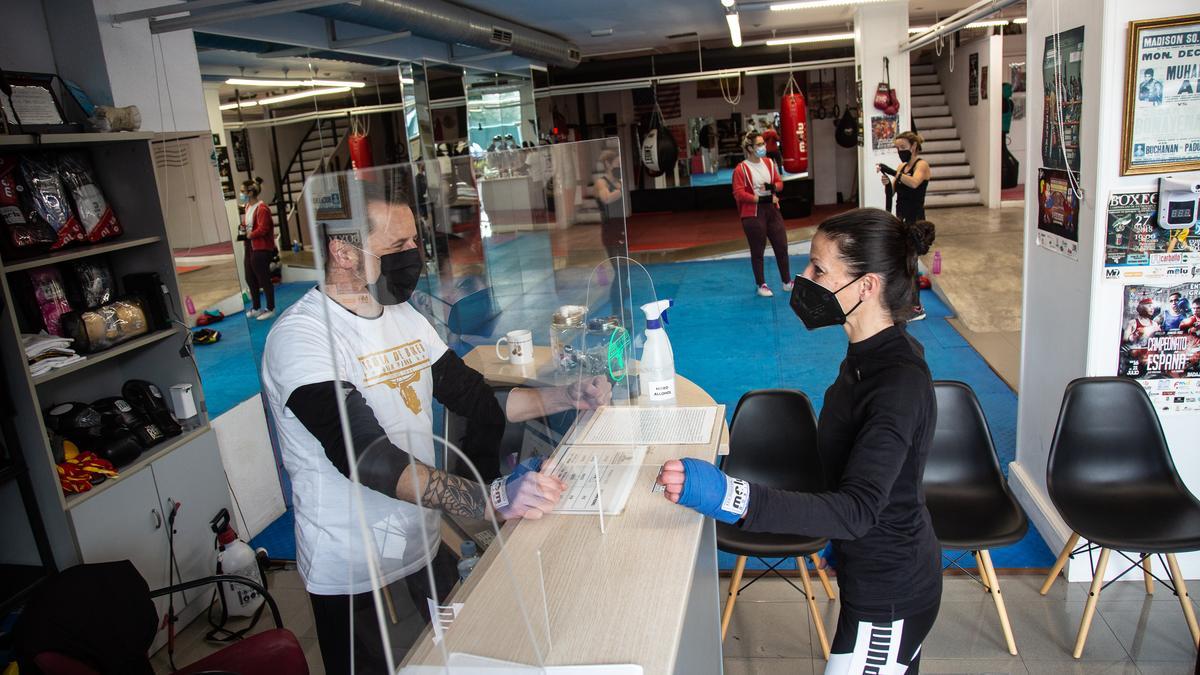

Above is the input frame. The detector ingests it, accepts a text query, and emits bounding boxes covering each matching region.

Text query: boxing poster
[1036,168,1080,260]
[1041,27,1084,173]
[871,114,898,150]
[1104,190,1200,280]
[1119,282,1200,413]
[1124,17,1200,172]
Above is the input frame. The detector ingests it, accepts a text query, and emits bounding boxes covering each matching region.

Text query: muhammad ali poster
[1119,282,1200,413]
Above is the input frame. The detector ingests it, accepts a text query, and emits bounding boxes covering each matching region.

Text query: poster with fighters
[1119,282,1200,413]
[1036,168,1080,259]
[1105,190,1199,280]
[1042,27,1084,173]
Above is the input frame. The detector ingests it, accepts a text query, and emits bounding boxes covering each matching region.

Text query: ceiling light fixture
[1012,17,1028,24]
[765,32,855,45]
[258,86,352,105]
[721,0,736,6]
[219,100,259,111]
[964,19,1009,28]
[769,0,887,11]
[224,77,366,88]
[908,26,931,33]
[726,10,743,47]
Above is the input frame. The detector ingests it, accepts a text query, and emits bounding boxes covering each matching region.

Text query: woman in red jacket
[733,131,792,297]
[239,178,276,320]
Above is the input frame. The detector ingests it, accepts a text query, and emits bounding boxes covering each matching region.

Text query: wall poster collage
[1120,283,1200,413]
[1036,168,1080,259]
[1104,190,1198,280]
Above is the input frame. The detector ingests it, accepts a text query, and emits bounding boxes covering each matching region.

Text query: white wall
[0,0,58,73]
[1002,34,1029,182]
[1012,0,1200,581]
[855,1,911,210]
[936,34,1003,207]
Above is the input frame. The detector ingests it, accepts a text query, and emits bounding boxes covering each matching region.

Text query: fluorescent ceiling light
[909,26,931,33]
[219,100,258,111]
[721,0,736,6]
[726,12,743,47]
[1012,17,1028,24]
[258,86,351,105]
[766,32,854,45]
[225,77,366,88]
[965,19,1009,28]
[770,0,886,11]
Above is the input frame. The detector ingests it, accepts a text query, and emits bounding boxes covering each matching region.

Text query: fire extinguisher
[347,115,373,177]
[780,74,809,174]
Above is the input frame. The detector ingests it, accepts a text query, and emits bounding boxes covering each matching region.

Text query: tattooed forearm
[397,462,488,519]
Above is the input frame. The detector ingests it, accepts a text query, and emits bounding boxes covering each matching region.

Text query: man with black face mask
[260,176,611,674]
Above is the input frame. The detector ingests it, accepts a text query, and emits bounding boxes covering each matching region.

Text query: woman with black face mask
[657,209,940,675]
[877,131,933,321]
[594,149,630,316]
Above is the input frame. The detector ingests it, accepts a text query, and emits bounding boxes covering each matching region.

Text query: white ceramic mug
[496,329,534,365]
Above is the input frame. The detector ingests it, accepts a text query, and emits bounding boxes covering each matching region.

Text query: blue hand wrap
[490,456,545,511]
[677,458,750,524]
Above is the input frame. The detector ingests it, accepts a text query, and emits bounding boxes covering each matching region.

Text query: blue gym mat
[199,258,1052,570]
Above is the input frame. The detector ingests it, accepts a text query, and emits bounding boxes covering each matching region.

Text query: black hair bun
[908,220,936,256]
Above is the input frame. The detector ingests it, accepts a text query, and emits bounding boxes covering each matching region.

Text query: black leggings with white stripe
[825,601,939,674]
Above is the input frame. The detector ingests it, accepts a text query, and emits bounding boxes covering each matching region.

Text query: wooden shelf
[32,326,182,386]
[2,236,162,273]
[64,424,210,511]
[0,131,155,149]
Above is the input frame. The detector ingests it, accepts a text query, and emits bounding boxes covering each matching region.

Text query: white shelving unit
[0,132,231,649]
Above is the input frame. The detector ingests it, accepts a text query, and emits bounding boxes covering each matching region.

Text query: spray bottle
[639,299,676,405]
[210,508,265,617]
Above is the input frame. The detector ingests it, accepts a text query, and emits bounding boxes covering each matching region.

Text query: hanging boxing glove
[873,82,892,112]
[885,86,901,115]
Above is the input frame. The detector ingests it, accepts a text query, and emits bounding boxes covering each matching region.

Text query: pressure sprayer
[639,299,676,405]
[210,508,265,617]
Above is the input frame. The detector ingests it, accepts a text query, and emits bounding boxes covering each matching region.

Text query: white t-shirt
[261,288,449,595]
[745,159,773,197]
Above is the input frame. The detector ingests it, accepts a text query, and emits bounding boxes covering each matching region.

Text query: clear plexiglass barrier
[286,140,692,672]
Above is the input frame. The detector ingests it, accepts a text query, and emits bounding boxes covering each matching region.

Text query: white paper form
[549,445,647,515]
[574,406,720,446]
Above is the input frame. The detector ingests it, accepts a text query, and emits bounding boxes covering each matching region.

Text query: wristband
[677,458,750,524]
[489,477,509,510]
[490,456,545,512]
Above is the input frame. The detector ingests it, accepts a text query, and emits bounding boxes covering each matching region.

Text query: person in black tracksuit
[658,208,941,673]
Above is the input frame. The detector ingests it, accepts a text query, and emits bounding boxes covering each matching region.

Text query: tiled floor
[150,569,1200,674]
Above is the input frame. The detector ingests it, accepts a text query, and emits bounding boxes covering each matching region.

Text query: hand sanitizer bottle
[639,299,676,405]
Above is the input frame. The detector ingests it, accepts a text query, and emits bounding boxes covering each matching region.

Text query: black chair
[718,389,834,659]
[1040,377,1200,658]
[924,381,1028,656]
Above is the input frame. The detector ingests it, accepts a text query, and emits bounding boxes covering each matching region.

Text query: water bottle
[932,250,942,275]
[457,540,480,581]
[292,239,301,253]
[185,296,196,315]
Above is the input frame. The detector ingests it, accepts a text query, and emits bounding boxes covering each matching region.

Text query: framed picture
[1121,12,1200,175]
[0,73,72,133]
[230,129,252,172]
[982,66,989,99]
[311,173,351,220]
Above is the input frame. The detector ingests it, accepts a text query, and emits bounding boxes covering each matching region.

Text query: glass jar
[550,305,587,372]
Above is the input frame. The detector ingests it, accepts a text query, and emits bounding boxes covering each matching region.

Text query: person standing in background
[877,131,933,321]
[733,131,792,298]
[594,149,630,315]
[239,178,276,320]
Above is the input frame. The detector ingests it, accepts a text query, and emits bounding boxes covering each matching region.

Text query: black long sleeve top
[742,324,942,617]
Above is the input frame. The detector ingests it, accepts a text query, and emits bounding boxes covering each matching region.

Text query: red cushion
[172,629,308,675]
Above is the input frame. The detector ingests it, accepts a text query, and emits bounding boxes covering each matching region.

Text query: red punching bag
[348,117,373,177]
[780,76,809,174]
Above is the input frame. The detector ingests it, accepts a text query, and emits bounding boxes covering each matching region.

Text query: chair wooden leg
[1073,547,1111,659]
[973,551,991,592]
[1165,553,1200,647]
[1143,555,1154,595]
[979,549,1018,655]
[810,553,836,600]
[720,556,747,640]
[1041,532,1081,595]
[798,557,831,660]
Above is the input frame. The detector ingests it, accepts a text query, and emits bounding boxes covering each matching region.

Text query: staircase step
[913,105,951,117]
[922,151,968,165]
[912,94,946,107]
[930,164,973,178]
[915,115,955,129]
[926,190,983,207]
[911,84,942,96]
[921,139,962,153]
[927,177,977,192]
[919,127,959,140]
[911,73,940,86]
[911,64,936,75]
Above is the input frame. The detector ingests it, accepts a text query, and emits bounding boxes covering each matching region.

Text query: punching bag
[641,127,679,177]
[780,89,809,174]
[348,117,373,178]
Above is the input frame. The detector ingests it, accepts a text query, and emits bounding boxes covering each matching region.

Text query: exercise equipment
[640,83,679,177]
[347,115,374,177]
[92,396,165,449]
[122,379,183,438]
[780,74,809,174]
[60,297,149,354]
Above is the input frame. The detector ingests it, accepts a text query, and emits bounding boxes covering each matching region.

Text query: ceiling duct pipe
[307,0,583,67]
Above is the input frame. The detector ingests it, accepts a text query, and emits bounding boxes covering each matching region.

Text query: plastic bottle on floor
[458,540,480,581]
[932,250,942,275]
